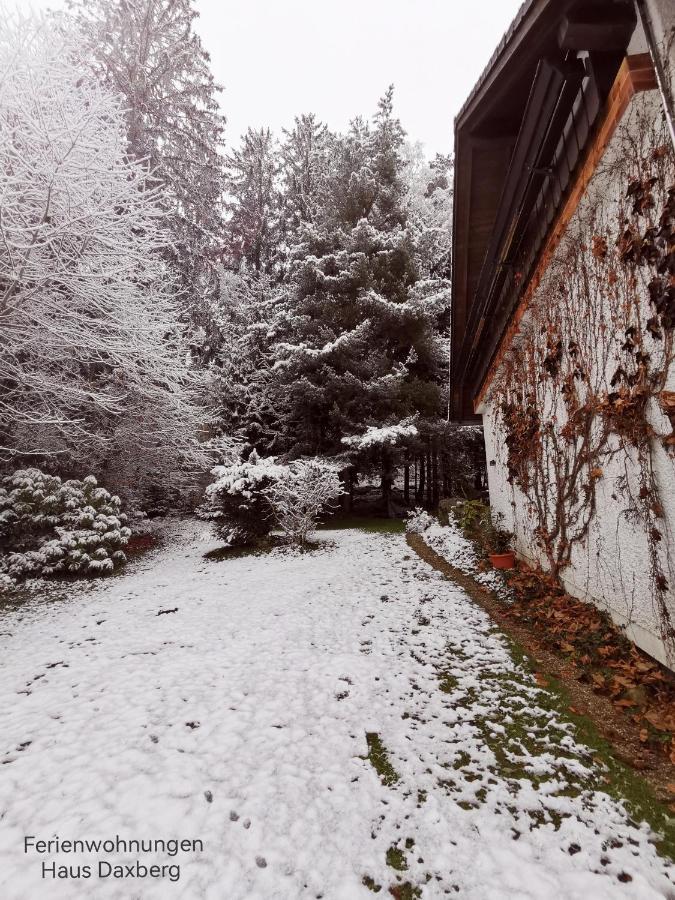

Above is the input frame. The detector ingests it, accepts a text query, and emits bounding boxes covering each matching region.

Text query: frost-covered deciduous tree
[67,0,226,306]
[0,13,207,501]
[265,460,343,545]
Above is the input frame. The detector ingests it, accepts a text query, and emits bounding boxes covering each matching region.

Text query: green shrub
[451,499,491,542]
[451,499,512,554]
[0,468,130,582]
[200,451,285,548]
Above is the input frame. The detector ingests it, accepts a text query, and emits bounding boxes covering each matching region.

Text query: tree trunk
[403,450,410,505]
[340,468,354,513]
[431,443,439,508]
[381,448,394,518]
[427,447,433,509]
[416,454,425,504]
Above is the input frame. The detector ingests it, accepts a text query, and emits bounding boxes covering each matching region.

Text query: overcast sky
[28,0,523,157]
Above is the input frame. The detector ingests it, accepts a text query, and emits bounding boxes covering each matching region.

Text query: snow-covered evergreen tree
[212,268,282,451]
[264,89,450,477]
[224,128,281,275]
[280,114,331,235]
[67,0,226,309]
[201,450,285,548]
[404,144,453,278]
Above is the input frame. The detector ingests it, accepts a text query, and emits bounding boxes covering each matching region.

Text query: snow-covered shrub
[201,451,286,547]
[406,507,434,534]
[265,460,343,545]
[0,468,130,582]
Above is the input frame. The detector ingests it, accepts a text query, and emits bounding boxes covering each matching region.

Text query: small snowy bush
[0,468,130,582]
[265,460,343,545]
[406,507,434,534]
[201,451,286,547]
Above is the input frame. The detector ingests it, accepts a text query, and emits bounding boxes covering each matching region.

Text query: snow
[342,422,418,450]
[0,521,672,898]
[414,516,513,602]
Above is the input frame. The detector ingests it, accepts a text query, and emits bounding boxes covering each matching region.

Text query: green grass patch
[438,672,458,693]
[203,545,262,562]
[203,534,329,562]
[386,845,407,871]
[469,635,675,860]
[318,515,405,534]
[365,732,400,786]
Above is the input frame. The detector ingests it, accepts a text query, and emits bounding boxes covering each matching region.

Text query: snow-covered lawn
[0,522,672,899]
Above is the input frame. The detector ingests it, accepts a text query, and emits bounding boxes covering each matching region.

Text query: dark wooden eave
[450,0,638,420]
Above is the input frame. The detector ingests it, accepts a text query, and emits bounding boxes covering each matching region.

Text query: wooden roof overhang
[450,0,638,421]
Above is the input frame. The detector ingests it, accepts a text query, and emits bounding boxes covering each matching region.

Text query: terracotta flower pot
[489,551,515,570]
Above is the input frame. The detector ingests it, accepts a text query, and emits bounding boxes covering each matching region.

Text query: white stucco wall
[480,86,675,668]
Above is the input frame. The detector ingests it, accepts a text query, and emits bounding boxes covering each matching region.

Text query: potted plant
[483,513,515,569]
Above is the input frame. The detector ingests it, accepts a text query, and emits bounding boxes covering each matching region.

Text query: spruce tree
[280,114,331,233]
[266,89,449,487]
[67,0,227,304]
[224,128,281,275]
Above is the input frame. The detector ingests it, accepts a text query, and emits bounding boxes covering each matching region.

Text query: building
[451,0,675,666]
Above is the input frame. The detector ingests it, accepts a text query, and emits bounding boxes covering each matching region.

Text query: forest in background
[0,0,484,578]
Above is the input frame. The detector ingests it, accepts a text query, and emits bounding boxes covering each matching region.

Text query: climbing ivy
[491,95,675,654]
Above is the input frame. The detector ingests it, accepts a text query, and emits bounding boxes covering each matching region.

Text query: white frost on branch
[342,422,418,450]
[264,460,343,545]
[0,12,206,494]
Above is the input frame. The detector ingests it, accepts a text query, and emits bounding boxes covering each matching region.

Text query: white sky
[27,0,523,157]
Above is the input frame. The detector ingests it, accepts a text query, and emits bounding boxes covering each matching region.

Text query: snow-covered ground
[0,521,672,899]
[411,513,512,601]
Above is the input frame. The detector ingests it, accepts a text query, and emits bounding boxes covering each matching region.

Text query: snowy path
[0,522,672,899]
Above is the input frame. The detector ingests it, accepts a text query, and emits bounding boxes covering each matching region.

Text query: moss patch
[362,875,382,893]
[365,732,400,786]
[386,845,407,871]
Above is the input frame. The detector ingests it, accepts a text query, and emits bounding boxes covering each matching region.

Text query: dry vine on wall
[492,95,675,653]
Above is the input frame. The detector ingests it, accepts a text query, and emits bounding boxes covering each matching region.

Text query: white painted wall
[480,86,675,668]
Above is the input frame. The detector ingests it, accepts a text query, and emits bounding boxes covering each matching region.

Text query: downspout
[634,0,675,150]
